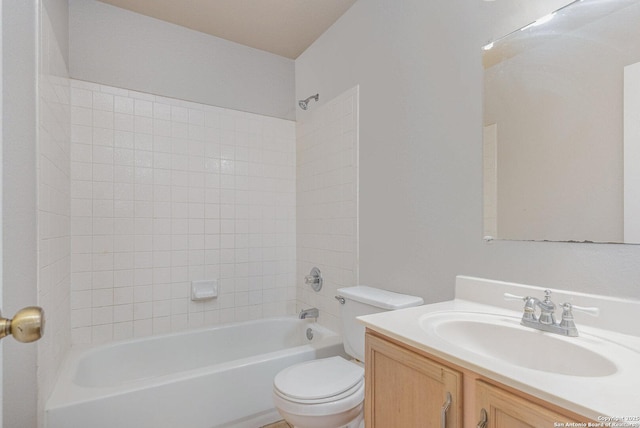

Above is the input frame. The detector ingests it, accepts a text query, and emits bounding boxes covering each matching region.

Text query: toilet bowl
[272,357,364,428]
[273,286,424,428]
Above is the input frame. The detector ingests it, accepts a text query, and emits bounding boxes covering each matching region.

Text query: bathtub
[46,317,344,428]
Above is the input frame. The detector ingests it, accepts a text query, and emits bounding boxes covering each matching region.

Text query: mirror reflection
[483,0,640,243]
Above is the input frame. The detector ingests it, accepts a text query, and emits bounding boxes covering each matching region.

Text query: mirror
[483,0,640,243]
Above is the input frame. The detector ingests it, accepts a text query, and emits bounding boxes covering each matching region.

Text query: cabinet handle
[441,392,452,428]
[477,408,488,428]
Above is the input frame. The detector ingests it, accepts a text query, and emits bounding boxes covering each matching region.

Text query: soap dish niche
[191,280,218,301]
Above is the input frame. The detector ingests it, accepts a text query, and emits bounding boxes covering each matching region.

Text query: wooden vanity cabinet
[365,332,462,428]
[365,330,591,428]
[475,380,583,428]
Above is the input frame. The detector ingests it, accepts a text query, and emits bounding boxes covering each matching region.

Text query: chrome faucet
[299,308,319,319]
[536,290,557,325]
[505,289,599,337]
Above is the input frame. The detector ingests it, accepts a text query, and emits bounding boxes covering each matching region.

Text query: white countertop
[358,276,640,423]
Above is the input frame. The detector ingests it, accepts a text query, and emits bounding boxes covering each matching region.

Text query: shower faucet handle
[304,267,323,292]
[304,275,320,284]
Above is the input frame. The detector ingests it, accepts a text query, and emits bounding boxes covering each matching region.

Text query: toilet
[273,286,424,428]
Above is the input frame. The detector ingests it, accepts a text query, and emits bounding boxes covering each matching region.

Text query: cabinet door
[365,332,462,428]
[475,380,584,428]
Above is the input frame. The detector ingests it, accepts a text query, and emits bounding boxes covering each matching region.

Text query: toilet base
[277,402,363,428]
[292,415,363,428]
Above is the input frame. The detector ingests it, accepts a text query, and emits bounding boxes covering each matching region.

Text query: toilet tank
[337,286,424,362]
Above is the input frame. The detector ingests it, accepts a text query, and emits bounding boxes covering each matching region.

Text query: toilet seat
[273,380,365,419]
[274,378,364,405]
[273,357,364,405]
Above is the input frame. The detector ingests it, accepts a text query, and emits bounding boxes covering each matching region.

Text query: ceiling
[97,0,358,59]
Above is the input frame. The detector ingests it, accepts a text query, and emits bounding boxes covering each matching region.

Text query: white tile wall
[37,6,71,423]
[296,86,359,334]
[70,80,296,344]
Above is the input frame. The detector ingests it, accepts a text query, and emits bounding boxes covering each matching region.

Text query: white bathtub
[46,317,343,428]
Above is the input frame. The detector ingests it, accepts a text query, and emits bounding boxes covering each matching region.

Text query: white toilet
[273,286,424,428]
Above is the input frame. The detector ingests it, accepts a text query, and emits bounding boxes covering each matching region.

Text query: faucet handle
[304,275,320,284]
[559,303,599,337]
[503,292,529,302]
[304,267,323,292]
[504,293,538,322]
[562,302,600,317]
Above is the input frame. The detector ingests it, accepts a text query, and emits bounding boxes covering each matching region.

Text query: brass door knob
[0,306,45,343]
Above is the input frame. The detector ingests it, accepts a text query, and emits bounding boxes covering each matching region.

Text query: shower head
[298,94,319,110]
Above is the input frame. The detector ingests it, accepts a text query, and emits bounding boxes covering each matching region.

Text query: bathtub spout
[299,308,319,319]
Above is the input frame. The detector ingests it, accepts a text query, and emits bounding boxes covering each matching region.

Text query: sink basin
[419,312,618,377]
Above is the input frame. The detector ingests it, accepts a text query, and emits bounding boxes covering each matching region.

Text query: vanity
[359,276,640,427]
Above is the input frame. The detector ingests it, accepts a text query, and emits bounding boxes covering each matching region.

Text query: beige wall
[295,0,640,303]
[68,0,295,121]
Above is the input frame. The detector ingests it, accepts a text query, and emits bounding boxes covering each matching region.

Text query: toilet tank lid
[337,286,424,310]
